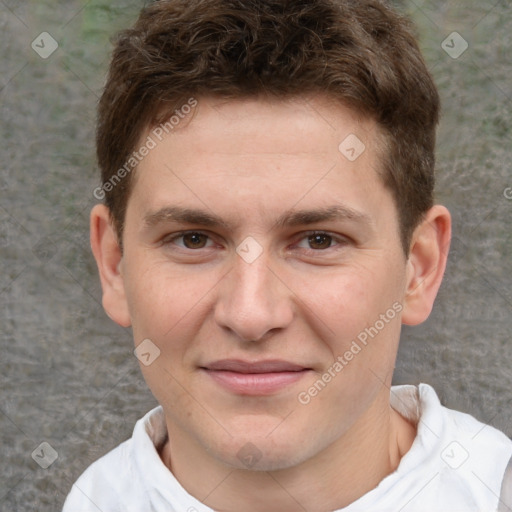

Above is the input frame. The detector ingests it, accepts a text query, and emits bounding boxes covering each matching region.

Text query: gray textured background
[1,0,511,510]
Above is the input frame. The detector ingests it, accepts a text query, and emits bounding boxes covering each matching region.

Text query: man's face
[119,95,410,470]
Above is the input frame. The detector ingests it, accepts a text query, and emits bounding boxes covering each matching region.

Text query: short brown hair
[96,0,440,253]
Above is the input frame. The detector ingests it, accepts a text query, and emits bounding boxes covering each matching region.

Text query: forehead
[150,95,382,160]
[128,95,394,230]
[135,95,384,175]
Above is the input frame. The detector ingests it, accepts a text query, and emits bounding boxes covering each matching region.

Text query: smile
[200,359,312,395]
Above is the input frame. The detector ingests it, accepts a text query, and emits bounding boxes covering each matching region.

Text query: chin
[225,447,310,472]
[211,428,319,472]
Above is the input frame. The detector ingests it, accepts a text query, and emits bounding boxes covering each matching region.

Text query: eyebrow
[142,204,372,232]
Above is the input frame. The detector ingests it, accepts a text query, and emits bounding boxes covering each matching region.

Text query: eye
[294,231,348,252]
[162,231,214,250]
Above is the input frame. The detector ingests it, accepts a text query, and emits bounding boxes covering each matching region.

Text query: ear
[401,205,451,326]
[90,204,131,327]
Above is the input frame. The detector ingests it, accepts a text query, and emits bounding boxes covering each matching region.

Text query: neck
[160,390,416,511]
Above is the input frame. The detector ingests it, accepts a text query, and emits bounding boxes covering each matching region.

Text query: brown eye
[307,233,333,250]
[294,231,349,254]
[181,232,209,249]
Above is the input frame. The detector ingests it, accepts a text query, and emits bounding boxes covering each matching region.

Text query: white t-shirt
[62,384,512,512]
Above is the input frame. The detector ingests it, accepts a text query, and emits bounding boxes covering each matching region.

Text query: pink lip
[201,359,311,395]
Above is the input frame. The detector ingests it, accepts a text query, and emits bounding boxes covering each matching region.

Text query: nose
[214,245,294,343]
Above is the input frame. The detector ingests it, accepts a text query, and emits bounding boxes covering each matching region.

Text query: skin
[91,94,451,511]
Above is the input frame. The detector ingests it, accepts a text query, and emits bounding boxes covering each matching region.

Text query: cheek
[297,261,400,331]
[122,256,207,341]
[293,258,405,387]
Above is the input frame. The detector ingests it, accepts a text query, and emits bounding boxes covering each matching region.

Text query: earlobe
[401,205,451,326]
[90,204,132,327]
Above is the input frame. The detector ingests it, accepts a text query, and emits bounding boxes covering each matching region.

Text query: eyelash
[161,230,349,254]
